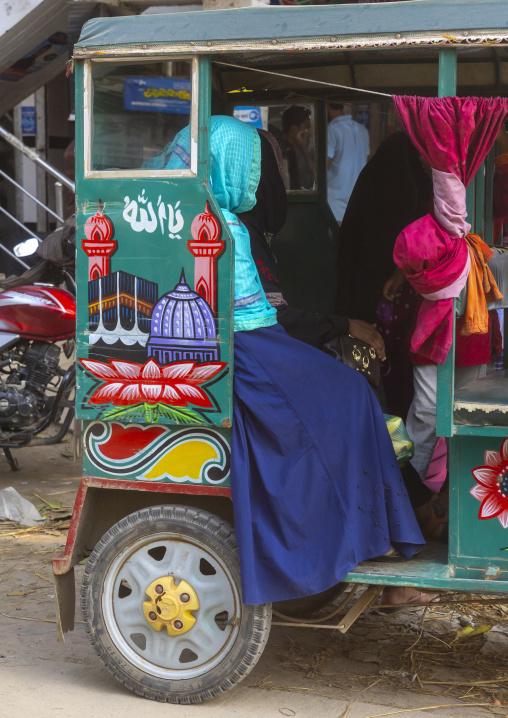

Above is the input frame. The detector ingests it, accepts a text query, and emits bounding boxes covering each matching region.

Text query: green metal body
[75,59,234,431]
[75,59,234,489]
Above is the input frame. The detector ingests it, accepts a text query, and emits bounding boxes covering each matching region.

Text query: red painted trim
[53,479,89,574]
[82,475,232,496]
[52,476,231,575]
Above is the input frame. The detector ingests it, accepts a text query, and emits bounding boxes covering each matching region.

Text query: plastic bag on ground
[0,487,44,527]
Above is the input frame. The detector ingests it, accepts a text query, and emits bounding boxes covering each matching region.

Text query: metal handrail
[0,169,63,224]
[0,203,41,241]
[0,125,75,192]
[0,124,74,270]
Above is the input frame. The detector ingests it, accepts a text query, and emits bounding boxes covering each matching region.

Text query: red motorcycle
[0,218,76,470]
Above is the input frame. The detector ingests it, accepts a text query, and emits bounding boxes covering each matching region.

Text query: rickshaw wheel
[80,504,271,704]
[274,583,347,619]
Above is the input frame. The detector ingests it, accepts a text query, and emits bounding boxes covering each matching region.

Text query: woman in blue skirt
[165,116,424,606]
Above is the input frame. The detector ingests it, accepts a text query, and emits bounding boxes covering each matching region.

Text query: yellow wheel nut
[143,576,199,636]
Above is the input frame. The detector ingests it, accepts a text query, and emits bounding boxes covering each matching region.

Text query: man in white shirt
[327,102,370,225]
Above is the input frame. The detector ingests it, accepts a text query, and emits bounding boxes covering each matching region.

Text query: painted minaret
[187,202,225,314]
[82,208,117,281]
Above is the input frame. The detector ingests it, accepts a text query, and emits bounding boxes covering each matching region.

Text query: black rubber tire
[273,582,347,620]
[80,504,271,704]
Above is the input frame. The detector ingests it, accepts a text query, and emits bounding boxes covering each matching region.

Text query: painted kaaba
[88,271,158,361]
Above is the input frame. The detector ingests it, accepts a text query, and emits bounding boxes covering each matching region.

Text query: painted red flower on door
[79,358,226,424]
[470,438,508,528]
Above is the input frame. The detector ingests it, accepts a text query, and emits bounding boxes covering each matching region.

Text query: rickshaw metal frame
[83,56,201,179]
[72,33,508,60]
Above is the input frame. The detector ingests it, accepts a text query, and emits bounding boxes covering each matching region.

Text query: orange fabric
[494,151,508,169]
[493,156,508,242]
[461,233,503,336]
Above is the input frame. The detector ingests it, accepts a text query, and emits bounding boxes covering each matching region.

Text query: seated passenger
[163,115,424,606]
[241,131,385,359]
[243,129,435,527]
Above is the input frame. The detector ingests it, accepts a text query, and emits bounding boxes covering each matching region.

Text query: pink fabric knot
[421,250,471,301]
[394,215,470,364]
[432,169,471,238]
[391,95,508,364]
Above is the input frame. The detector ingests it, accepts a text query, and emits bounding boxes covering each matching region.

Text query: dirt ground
[1,441,508,718]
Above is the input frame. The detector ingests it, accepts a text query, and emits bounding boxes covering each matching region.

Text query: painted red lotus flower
[470,438,508,528]
[80,358,226,409]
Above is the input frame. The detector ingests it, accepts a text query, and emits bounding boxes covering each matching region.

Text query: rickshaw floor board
[346,542,508,594]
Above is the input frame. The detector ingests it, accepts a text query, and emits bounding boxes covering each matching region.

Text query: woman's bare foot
[383,546,402,558]
[380,586,438,606]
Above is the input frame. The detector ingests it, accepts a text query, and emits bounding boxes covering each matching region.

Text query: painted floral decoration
[470,439,508,528]
[80,358,226,424]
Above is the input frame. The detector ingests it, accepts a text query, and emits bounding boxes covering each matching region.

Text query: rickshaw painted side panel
[449,435,508,571]
[82,419,232,487]
[74,60,234,431]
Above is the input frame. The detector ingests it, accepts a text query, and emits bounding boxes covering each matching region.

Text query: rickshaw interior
[72,3,508,607]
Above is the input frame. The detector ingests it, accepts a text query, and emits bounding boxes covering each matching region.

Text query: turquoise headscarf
[156,116,277,332]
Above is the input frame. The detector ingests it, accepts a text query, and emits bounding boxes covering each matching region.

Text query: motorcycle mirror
[14,237,40,257]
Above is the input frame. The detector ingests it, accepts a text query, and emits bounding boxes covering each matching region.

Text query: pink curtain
[393,96,508,185]
[392,96,508,363]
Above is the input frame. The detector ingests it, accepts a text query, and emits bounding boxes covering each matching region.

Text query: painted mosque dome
[148,270,219,365]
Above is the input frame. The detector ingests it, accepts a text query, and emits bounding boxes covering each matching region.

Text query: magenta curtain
[391,96,508,363]
[393,96,508,185]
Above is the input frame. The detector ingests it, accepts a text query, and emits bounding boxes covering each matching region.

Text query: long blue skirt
[231,324,424,605]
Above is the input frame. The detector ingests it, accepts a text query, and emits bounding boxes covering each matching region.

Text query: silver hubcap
[102,532,241,680]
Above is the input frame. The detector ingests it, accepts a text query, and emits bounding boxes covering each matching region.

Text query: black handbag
[324,335,381,387]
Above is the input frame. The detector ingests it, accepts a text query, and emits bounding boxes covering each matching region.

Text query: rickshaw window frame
[83,55,199,179]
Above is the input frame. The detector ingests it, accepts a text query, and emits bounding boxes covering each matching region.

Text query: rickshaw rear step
[273,584,384,633]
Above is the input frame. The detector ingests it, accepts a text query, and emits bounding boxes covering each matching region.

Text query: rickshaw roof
[76,0,508,51]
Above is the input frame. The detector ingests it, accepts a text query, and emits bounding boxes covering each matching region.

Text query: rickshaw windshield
[86,58,197,176]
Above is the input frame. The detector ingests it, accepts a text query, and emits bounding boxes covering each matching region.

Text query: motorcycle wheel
[81,505,271,704]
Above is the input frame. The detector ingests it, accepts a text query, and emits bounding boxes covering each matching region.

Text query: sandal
[372,546,405,562]
[372,546,422,563]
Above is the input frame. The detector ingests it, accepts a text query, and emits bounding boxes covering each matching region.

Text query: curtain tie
[432,169,471,238]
